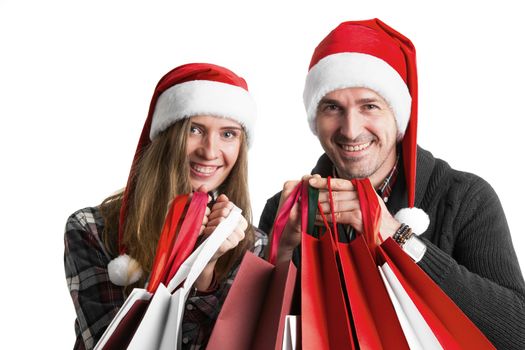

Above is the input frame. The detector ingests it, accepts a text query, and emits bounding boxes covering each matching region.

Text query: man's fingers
[317,190,357,203]
[309,177,355,191]
[315,210,362,226]
[317,200,360,214]
[282,180,301,196]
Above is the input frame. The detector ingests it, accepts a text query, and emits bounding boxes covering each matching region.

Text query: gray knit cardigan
[259,146,525,350]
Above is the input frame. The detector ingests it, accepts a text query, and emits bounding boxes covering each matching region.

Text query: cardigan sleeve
[64,208,125,350]
[258,191,282,239]
[417,175,525,350]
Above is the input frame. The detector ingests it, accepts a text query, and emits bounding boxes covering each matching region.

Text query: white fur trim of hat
[151,80,257,146]
[303,52,411,138]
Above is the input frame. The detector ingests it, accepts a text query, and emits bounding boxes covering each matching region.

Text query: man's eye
[324,104,340,112]
[363,104,379,110]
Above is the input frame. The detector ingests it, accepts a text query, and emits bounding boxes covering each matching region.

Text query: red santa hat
[303,18,429,234]
[108,63,257,286]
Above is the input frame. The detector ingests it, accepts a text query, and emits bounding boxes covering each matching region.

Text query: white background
[1,0,524,348]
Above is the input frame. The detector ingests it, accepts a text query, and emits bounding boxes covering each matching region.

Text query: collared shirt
[64,206,267,350]
[332,154,400,201]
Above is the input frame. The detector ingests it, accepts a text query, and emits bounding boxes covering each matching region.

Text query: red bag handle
[147,194,189,293]
[267,181,303,265]
[162,191,209,285]
[326,176,338,241]
[352,178,382,251]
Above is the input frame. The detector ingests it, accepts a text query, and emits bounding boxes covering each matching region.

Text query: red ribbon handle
[352,178,382,251]
[267,181,303,265]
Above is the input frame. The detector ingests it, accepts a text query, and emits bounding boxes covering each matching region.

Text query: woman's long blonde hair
[101,118,254,288]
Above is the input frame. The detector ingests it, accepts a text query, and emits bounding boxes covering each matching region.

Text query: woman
[64,63,266,349]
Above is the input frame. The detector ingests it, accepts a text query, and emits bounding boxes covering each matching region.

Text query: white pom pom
[394,207,430,235]
[107,254,143,286]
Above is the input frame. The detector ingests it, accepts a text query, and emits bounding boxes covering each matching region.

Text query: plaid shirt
[64,206,267,350]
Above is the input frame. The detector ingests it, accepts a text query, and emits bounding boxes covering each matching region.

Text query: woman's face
[186,115,243,192]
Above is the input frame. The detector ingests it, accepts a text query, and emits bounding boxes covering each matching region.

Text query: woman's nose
[198,135,218,160]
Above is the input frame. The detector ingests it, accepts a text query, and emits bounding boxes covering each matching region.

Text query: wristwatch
[393,223,427,263]
[402,234,427,263]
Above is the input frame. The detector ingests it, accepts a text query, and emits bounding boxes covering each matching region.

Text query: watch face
[403,236,427,263]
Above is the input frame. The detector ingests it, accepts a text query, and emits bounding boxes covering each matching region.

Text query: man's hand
[273,175,319,263]
[309,177,401,241]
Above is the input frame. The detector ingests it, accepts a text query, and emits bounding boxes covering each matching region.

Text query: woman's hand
[194,194,247,291]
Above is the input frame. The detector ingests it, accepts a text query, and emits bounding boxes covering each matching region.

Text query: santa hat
[303,18,429,234]
[108,63,257,286]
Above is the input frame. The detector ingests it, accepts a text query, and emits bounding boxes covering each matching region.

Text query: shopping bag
[300,182,356,350]
[130,205,243,350]
[336,178,409,349]
[94,192,228,350]
[349,178,494,349]
[378,238,495,349]
[94,193,197,350]
[282,315,301,350]
[164,204,242,349]
[206,181,302,350]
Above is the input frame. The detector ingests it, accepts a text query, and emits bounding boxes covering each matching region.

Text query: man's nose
[339,109,365,140]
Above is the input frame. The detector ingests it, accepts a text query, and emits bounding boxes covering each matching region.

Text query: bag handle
[166,206,243,293]
[147,194,189,293]
[321,177,382,249]
[352,178,382,252]
[267,181,303,265]
[315,177,338,250]
[162,191,209,285]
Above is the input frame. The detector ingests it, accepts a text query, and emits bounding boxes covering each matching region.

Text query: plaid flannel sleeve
[181,227,268,349]
[64,208,125,350]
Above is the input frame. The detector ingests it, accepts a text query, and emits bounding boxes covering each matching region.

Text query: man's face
[315,87,398,183]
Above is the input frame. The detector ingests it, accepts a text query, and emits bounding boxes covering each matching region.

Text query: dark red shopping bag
[206,182,302,350]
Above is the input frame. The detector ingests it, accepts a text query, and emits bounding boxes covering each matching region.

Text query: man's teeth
[192,164,217,174]
[341,141,371,152]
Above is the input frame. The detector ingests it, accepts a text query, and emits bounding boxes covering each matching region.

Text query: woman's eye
[222,130,237,139]
[190,126,202,134]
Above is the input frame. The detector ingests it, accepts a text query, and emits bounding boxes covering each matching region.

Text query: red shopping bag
[95,192,208,350]
[300,182,356,350]
[206,182,302,350]
[350,178,494,349]
[336,178,409,349]
[379,238,495,349]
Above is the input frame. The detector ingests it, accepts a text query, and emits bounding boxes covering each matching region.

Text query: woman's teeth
[191,164,217,174]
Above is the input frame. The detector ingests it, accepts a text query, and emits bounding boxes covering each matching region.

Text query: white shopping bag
[94,288,152,350]
[282,315,300,350]
[95,204,242,350]
[127,205,243,350]
[378,263,443,350]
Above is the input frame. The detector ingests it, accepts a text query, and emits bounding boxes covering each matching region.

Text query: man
[259,18,525,349]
